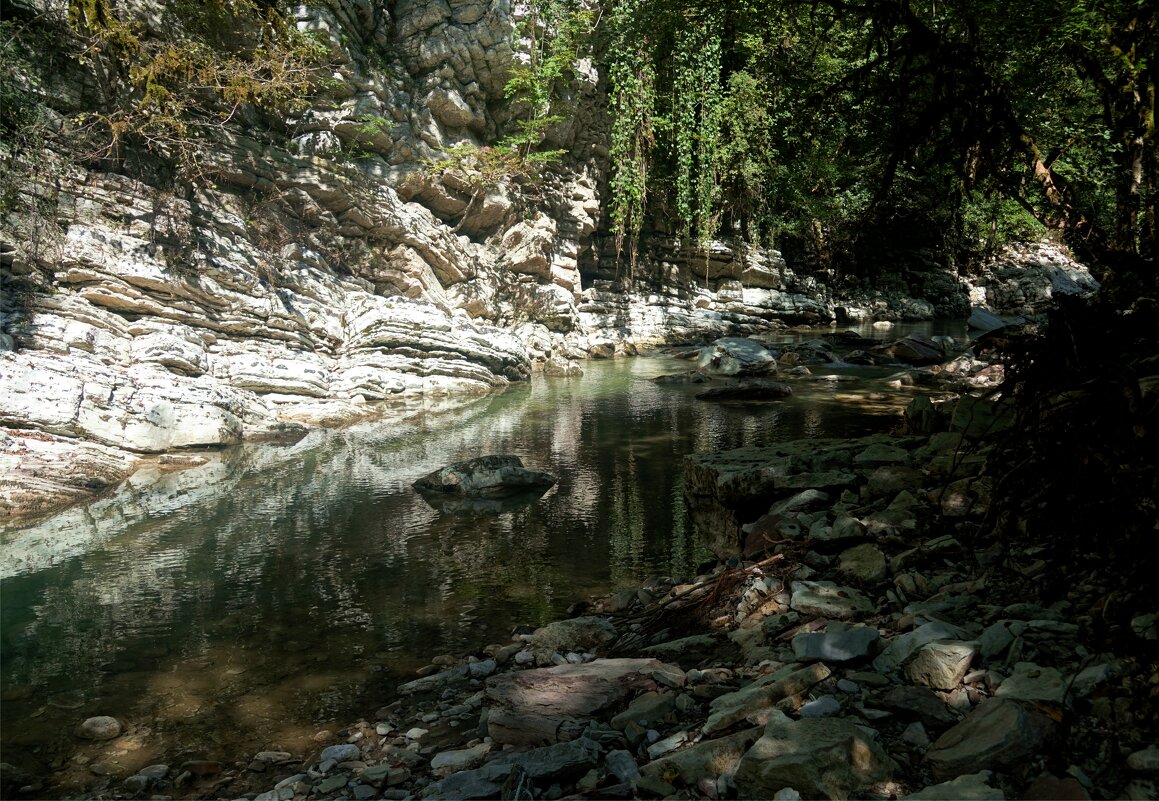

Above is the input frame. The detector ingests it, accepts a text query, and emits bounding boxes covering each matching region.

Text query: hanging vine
[671,9,723,254]
[607,0,655,276]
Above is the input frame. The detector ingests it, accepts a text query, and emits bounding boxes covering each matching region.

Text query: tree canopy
[600,0,1156,290]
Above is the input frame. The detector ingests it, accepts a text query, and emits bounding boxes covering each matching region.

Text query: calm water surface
[0,323,962,789]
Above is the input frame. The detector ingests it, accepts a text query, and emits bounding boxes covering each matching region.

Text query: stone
[423,738,600,800]
[790,580,874,619]
[905,641,978,690]
[413,455,555,498]
[639,727,762,789]
[485,658,684,746]
[837,544,888,583]
[979,621,1016,661]
[853,443,911,467]
[646,730,689,759]
[874,621,969,673]
[703,663,831,735]
[903,770,1005,800]
[609,691,677,731]
[76,716,122,740]
[605,749,641,785]
[696,381,794,401]
[901,721,931,748]
[925,698,1056,780]
[529,616,617,654]
[641,633,720,662]
[732,713,896,799]
[1128,747,1159,773]
[791,625,880,663]
[994,662,1068,704]
[317,774,350,794]
[799,695,842,718]
[697,338,777,377]
[967,307,1008,332]
[874,685,958,727]
[429,743,490,776]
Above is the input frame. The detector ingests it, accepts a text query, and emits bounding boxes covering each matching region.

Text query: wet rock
[791,624,881,663]
[733,712,896,799]
[925,698,1056,780]
[697,338,777,377]
[905,641,978,690]
[76,716,122,740]
[790,580,874,619]
[485,658,683,746]
[696,380,794,401]
[903,770,1005,799]
[413,455,555,498]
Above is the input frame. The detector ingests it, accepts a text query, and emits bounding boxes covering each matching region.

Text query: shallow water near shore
[0,321,964,792]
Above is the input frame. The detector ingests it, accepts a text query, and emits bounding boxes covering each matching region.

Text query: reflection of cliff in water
[0,342,950,780]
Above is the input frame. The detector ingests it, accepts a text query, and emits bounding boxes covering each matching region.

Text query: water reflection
[0,324,960,787]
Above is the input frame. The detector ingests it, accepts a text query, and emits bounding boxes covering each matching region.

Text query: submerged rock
[413,455,555,498]
[695,380,793,401]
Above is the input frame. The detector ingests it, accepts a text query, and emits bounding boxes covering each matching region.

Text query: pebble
[514,650,535,665]
[320,744,360,763]
[404,727,428,740]
[837,679,860,694]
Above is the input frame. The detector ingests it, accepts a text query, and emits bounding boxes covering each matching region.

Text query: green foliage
[606,0,656,272]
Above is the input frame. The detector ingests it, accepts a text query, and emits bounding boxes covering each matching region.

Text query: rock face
[0,0,1098,519]
[413,455,555,497]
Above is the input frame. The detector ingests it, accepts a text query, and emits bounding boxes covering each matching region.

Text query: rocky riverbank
[27,374,1156,801]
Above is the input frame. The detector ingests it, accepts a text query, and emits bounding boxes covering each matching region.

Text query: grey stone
[641,634,719,662]
[792,625,881,663]
[790,580,874,619]
[76,716,122,740]
[530,617,617,654]
[905,641,978,690]
[697,337,777,377]
[979,621,1016,661]
[468,658,497,678]
[1127,746,1159,773]
[994,662,1068,704]
[901,721,931,748]
[646,730,689,759]
[967,307,1008,332]
[903,770,1005,800]
[703,663,831,735]
[316,774,350,794]
[853,443,911,467]
[640,727,761,788]
[799,695,842,718]
[429,743,490,776]
[733,714,896,799]
[874,621,969,672]
[925,698,1056,780]
[609,691,677,731]
[137,764,169,780]
[838,544,888,583]
[352,785,378,800]
[413,455,555,497]
[605,750,641,784]
[875,685,958,727]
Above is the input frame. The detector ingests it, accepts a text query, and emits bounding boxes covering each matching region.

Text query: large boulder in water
[697,337,777,377]
[414,455,555,498]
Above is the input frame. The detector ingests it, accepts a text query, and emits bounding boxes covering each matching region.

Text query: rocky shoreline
[27,370,1156,800]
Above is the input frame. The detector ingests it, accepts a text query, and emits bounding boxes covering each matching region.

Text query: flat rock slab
[703,663,831,735]
[874,621,969,673]
[792,625,881,663]
[422,738,600,800]
[640,727,761,788]
[413,455,555,498]
[925,698,1057,780]
[874,685,959,727]
[903,770,1006,800]
[733,712,896,799]
[529,616,617,654]
[696,381,793,401]
[485,658,684,746]
[790,580,874,619]
[994,662,1069,704]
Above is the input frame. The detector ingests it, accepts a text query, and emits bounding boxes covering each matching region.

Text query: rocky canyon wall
[0,0,1097,517]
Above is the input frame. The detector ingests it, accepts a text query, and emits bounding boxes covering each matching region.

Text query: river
[0,322,963,793]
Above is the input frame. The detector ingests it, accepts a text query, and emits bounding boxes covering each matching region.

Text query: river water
[0,322,962,791]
